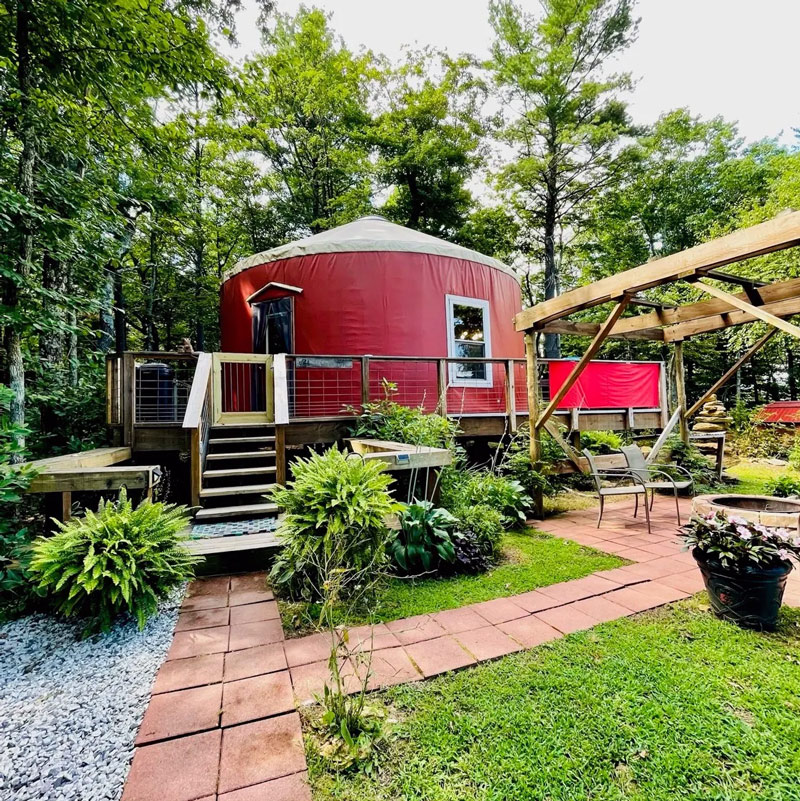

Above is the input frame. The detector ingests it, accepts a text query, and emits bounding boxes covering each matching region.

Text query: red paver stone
[538,574,621,603]
[168,626,230,660]
[187,576,230,597]
[385,614,446,645]
[229,601,280,625]
[218,713,306,794]
[284,632,332,667]
[136,683,221,744]
[604,585,663,613]
[592,567,644,586]
[342,623,401,652]
[289,659,332,704]
[152,652,224,694]
[363,646,422,689]
[455,626,523,661]
[218,772,312,801]
[506,590,556,614]
[616,547,661,562]
[404,635,475,677]
[535,604,598,634]
[229,619,284,651]
[618,557,691,580]
[471,596,529,625]
[432,606,488,634]
[229,589,274,606]
[229,572,270,593]
[497,615,561,648]
[122,729,221,801]
[181,593,229,612]
[224,643,287,682]
[571,595,632,623]
[222,671,295,727]
[657,570,706,594]
[175,607,230,632]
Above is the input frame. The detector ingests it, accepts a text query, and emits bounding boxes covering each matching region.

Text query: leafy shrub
[498,425,553,496]
[730,418,793,460]
[449,530,493,574]
[766,474,800,498]
[789,437,800,471]
[390,501,457,574]
[29,489,196,633]
[269,447,397,601]
[662,436,720,490]
[348,379,459,448]
[441,467,531,527]
[580,430,622,455]
[455,503,503,559]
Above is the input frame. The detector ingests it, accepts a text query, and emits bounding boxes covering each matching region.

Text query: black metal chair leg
[634,493,639,518]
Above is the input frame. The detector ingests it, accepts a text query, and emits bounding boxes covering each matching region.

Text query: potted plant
[682,511,800,631]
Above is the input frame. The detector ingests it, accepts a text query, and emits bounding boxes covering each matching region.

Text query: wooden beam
[515,211,800,330]
[535,297,631,430]
[28,466,159,494]
[686,329,778,418]
[692,279,800,340]
[542,419,584,472]
[674,341,689,443]
[505,359,517,432]
[537,319,665,341]
[27,447,132,471]
[704,269,766,287]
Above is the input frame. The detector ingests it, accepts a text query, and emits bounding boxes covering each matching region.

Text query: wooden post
[437,359,448,417]
[674,340,689,443]
[190,428,201,507]
[122,352,135,449]
[505,359,517,432]
[686,328,778,419]
[524,331,544,518]
[275,424,287,486]
[658,361,669,427]
[535,297,631,431]
[360,356,370,409]
[61,491,72,522]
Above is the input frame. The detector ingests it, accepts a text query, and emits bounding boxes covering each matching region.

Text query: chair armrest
[651,463,694,483]
[591,470,647,487]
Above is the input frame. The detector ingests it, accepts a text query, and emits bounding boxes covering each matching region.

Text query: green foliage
[269,447,397,602]
[663,436,720,490]
[766,474,800,499]
[441,466,531,527]
[391,501,458,574]
[348,381,460,448]
[789,437,800,471]
[449,504,505,573]
[579,430,622,455]
[731,420,793,461]
[0,386,38,608]
[498,424,554,496]
[28,490,196,634]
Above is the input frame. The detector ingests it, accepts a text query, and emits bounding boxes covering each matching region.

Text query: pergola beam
[537,319,665,341]
[516,211,800,331]
[692,279,800,340]
[535,297,631,431]
[685,329,779,419]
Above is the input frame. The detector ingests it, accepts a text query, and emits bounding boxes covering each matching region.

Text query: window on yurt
[446,295,492,387]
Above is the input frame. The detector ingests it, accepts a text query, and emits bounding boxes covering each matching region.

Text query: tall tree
[490,0,638,357]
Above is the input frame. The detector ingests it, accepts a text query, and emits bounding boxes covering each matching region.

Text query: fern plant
[269,447,398,602]
[29,489,197,633]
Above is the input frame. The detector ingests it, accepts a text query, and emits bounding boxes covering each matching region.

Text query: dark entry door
[252,297,293,354]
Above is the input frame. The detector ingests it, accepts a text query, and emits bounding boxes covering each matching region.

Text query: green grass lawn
[278,529,624,636]
[725,459,796,495]
[307,598,800,801]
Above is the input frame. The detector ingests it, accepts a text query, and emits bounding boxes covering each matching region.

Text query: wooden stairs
[194,423,281,523]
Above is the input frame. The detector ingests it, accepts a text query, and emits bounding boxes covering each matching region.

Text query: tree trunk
[113,266,127,354]
[542,129,560,360]
[99,269,115,352]
[38,254,67,437]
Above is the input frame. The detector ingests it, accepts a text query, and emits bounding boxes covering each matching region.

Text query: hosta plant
[29,489,197,633]
[682,511,800,570]
[391,500,457,574]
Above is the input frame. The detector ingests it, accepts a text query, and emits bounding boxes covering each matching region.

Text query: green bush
[662,436,720,490]
[455,503,503,558]
[348,380,459,448]
[441,467,531,527]
[269,447,397,601]
[789,437,800,471]
[498,424,553,496]
[580,430,622,455]
[28,489,196,633]
[766,473,800,498]
[391,501,457,574]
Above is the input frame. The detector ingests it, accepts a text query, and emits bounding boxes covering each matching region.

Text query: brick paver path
[122,498,800,801]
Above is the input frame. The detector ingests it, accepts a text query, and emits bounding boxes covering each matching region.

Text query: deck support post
[674,340,689,444]
[437,359,448,417]
[505,359,517,432]
[275,425,287,486]
[524,331,544,518]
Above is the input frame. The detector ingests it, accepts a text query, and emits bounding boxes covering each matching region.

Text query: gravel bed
[0,591,183,801]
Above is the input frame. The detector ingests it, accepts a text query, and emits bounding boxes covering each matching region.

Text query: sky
[227,0,799,145]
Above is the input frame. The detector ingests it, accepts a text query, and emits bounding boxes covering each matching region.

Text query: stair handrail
[273,353,290,425]
[183,352,213,506]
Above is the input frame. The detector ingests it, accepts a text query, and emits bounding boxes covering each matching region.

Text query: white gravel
[0,592,183,801]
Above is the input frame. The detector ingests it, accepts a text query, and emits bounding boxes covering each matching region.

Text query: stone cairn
[692,394,732,433]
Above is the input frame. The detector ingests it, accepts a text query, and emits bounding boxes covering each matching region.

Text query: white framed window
[446,295,492,387]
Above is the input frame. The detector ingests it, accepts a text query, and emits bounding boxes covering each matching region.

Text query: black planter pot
[693,548,792,631]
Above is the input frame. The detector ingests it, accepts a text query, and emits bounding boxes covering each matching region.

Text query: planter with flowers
[682,511,800,631]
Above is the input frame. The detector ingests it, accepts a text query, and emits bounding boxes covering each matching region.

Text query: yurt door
[211,353,273,425]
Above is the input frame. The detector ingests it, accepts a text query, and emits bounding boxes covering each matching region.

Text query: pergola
[515,210,800,477]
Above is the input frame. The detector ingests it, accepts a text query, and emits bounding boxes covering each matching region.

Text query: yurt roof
[224,215,516,282]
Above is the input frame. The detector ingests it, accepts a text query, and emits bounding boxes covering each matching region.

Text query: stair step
[194,502,279,521]
[210,423,275,430]
[199,482,276,498]
[209,435,276,445]
[203,466,277,479]
[206,450,276,461]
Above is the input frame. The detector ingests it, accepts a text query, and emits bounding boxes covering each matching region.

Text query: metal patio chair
[583,448,651,534]
[620,444,694,525]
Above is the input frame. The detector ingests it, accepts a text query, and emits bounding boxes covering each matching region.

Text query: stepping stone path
[122,498,800,800]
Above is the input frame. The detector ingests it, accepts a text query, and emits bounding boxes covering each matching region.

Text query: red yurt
[221,215,524,417]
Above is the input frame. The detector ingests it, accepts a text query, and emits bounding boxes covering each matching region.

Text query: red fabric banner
[547,361,661,409]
